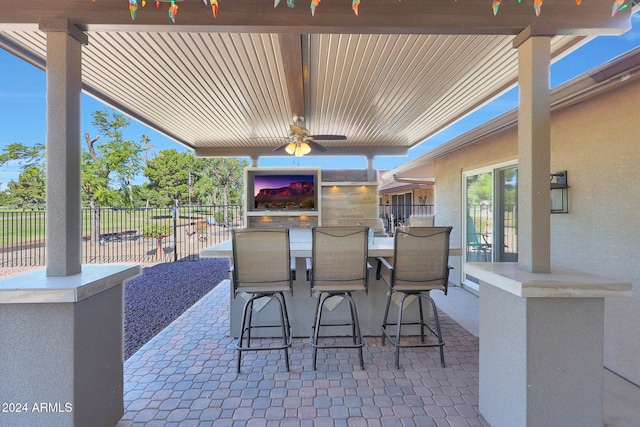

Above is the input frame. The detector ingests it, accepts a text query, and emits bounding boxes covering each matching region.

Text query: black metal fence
[466,203,518,262]
[1,205,244,267]
[2,203,445,267]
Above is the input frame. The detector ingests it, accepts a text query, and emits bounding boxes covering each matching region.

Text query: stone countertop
[200,229,396,259]
[465,262,632,298]
[0,264,141,304]
[200,228,462,259]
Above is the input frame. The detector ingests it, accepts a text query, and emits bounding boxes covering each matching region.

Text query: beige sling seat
[231,228,293,373]
[308,226,370,370]
[376,226,452,369]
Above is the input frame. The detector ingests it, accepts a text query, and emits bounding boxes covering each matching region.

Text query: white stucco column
[514,26,554,273]
[40,19,88,277]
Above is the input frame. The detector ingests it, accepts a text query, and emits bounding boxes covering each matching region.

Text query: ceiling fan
[271,116,347,156]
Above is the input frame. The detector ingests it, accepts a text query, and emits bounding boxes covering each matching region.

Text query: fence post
[173,206,178,262]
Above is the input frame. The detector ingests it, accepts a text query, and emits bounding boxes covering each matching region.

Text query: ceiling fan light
[285,142,297,155]
[301,142,312,155]
[294,144,305,156]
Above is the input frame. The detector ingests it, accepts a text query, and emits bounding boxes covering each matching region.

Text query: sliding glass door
[462,162,518,292]
[497,167,518,262]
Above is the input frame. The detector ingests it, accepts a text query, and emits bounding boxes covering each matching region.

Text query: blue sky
[1,12,638,190]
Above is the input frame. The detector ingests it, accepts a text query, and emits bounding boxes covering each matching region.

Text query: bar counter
[201,228,458,338]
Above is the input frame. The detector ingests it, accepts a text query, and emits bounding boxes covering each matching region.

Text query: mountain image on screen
[254,178,315,210]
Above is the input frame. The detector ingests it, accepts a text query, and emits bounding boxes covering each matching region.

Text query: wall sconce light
[550,170,568,214]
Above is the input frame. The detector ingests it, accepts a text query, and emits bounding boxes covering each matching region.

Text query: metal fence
[466,203,518,262]
[378,204,435,235]
[1,205,244,267]
[2,203,444,267]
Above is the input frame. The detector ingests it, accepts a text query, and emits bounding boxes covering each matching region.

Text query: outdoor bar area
[200,164,632,427]
[0,2,637,427]
[200,167,461,338]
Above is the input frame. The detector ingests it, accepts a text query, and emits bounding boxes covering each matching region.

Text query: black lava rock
[124,259,229,360]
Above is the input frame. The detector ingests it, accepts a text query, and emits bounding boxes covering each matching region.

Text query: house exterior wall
[434,133,518,289]
[379,187,434,206]
[429,78,640,385]
[549,80,640,385]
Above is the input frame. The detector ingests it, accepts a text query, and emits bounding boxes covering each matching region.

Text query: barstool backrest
[311,226,369,294]
[392,226,452,292]
[231,228,292,295]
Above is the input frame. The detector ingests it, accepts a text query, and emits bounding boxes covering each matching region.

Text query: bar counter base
[0,264,141,427]
[468,262,631,427]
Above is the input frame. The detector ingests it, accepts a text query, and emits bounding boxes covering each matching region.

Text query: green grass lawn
[0,207,241,246]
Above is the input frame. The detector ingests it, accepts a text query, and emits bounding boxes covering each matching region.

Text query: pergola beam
[278,33,305,121]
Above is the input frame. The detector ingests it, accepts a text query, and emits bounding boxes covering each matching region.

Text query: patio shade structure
[0,2,635,427]
[0,1,632,159]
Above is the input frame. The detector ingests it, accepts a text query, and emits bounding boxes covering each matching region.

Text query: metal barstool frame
[308,226,370,370]
[236,290,292,373]
[231,228,294,374]
[377,226,452,369]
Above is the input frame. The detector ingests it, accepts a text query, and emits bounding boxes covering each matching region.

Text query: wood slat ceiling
[0,1,631,159]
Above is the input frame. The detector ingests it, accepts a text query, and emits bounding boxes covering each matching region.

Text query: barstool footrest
[311,291,365,370]
[381,292,445,369]
[381,326,444,348]
[236,292,292,373]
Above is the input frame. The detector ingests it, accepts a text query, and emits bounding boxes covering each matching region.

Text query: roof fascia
[388,45,640,178]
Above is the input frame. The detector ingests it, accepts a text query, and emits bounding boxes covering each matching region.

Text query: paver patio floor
[117,281,486,427]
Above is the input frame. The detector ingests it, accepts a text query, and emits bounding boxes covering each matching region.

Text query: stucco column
[39,19,88,277]
[366,156,375,181]
[514,26,554,273]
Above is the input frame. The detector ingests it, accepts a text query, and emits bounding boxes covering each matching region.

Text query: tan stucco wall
[549,80,640,385]
[427,78,640,385]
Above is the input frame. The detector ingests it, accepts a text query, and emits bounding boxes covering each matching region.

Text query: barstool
[376,226,452,369]
[308,226,370,370]
[231,228,293,373]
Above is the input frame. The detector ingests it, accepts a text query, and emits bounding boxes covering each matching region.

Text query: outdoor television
[246,168,320,211]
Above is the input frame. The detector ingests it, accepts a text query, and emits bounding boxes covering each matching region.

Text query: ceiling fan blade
[309,134,347,140]
[273,142,291,152]
[307,140,328,152]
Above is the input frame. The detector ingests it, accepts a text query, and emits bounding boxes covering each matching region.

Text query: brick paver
[117,282,488,427]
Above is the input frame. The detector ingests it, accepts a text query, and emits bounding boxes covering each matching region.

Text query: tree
[143,149,196,206]
[83,110,143,243]
[7,166,46,208]
[466,173,493,205]
[0,190,12,207]
[0,142,45,170]
[200,157,248,224]
[141,134,155,165]
[0,142,46,208]
[142,221,172,258]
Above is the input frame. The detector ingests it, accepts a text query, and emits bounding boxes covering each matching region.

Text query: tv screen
[253,174,316,210]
